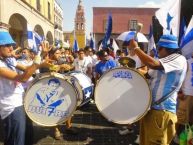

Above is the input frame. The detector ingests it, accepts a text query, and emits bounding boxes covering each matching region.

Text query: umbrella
[117,31,148,43]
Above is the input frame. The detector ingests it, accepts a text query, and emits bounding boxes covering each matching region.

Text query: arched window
[77,23,79,30]
[81,23,84,30]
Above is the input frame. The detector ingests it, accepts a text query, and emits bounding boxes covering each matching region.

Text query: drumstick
[49,64,60,72]
[136,65,146,69]
[134,23,143,41]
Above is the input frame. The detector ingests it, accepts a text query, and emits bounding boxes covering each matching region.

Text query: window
[77,23,79,30]
[36,0,41,11]
[48,2,51,20]
[103,19,107,32]
[129,20,138,31]
[81,23,84,30]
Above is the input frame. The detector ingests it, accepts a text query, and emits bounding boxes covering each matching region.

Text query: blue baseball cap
[0,30,16,46]
[157,34,179,49]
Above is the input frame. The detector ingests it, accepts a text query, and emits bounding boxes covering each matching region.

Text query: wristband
[49,64,59,72]
[133,47,140,51]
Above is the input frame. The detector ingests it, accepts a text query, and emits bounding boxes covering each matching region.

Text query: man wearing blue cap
[0,28,51,145]
[129,34,187,145]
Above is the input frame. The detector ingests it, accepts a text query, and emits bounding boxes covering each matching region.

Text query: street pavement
[0,103,178,145]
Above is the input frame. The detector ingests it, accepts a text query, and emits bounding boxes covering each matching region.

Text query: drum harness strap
[152,86,179,105]
[153,60,188,105]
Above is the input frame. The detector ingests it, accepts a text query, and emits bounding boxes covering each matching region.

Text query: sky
[56,0,169,37]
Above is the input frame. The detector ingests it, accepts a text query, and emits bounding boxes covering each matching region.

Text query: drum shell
[66,71,94,107]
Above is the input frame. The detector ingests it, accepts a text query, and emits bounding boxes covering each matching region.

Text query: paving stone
[0,104,177,145]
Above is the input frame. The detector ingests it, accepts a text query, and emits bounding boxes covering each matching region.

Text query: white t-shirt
[73,57,92,74]
[0,60,24,119]
[88,55,98,66]
[182,58,193,96]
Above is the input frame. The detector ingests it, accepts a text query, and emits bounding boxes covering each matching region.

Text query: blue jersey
[95,59,117,76]
[149,53,187,113]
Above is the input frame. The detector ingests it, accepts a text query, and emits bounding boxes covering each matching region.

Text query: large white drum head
[24,73,77,126]
[95,68,152,124]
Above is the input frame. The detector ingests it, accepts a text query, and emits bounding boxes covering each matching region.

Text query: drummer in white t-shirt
[0,27,51,145]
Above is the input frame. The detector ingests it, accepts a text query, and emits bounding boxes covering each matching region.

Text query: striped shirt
[148,53,187,113]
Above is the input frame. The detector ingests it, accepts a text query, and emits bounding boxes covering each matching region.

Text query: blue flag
[73,32,79,52]
[101,13,112,49]
[73,39,79,52]
[90,37,94,49]
[179,17,187,45]
[89,33,96,50]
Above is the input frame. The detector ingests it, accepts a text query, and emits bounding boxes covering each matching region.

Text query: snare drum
[95,67,152,124]
[66,71,94,107]
[24,72,78,126]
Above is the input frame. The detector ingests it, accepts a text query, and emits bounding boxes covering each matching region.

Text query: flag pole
[177,0,182,37]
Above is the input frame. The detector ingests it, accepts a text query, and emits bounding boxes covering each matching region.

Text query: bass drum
[94,67,152,124]
[66,71,94,107]
[24,72,78,126]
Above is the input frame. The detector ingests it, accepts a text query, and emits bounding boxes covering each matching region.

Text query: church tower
[74,0,85,48]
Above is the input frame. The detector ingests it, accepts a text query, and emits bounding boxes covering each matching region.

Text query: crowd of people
[0,25,193,145]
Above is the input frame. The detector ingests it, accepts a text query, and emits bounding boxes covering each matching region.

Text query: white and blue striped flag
[86,36,90,46]
[155,0,181,37]
[148,25,158,58]
[27,24,42,54]
[90,33,97,51]
[181,16,193,59]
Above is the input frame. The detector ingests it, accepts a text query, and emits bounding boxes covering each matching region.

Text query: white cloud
[138,0,169,8]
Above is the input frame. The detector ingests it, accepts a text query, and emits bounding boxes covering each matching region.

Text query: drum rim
[67,71,94,105]
[94,67,152,124]
[24,72,79,127]
[68,71,93,85]
[65,75,83,105]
